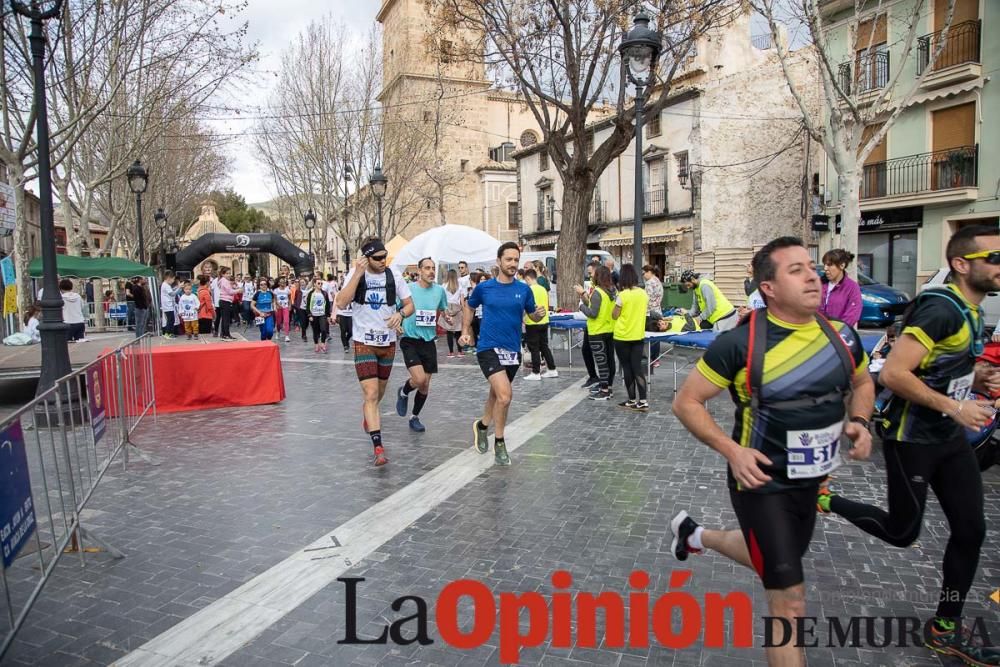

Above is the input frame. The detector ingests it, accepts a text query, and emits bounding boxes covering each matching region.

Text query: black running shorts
[730,484,820,590]
[399,337,438,374]
[477,348,519,382]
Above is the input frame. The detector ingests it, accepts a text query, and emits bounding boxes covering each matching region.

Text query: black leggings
[298,309,310,340]
[614,339,647,401]
[524,325,555,373]
[471,316,481,345]
[338,315,352,349]
[310,317,329,344]
[588,332,615,389]
[581,330,598,381]
[446,331,460,353]
[829,437,985,618]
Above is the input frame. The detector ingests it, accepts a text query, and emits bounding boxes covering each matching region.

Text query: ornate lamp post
[126,160,149,263]
[619,12,662,279]
[369,165,388,238]
[11,0,69,396]
[303,208,317,259]
[154,208,167,268]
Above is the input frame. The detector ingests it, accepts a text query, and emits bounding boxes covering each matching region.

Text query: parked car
[520,249,617,303]
[921,268,1000,328]
[818,269,910,327]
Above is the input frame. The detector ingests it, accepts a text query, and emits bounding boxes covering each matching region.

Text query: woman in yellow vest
[612,264,650,411]
[575,265,617,401]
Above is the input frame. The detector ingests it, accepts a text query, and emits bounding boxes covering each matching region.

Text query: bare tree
[428,0,742,307]
[756,0,956,271]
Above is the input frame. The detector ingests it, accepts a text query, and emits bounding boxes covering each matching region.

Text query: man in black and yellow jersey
[670,237,874,667]
[819,224,1000,666]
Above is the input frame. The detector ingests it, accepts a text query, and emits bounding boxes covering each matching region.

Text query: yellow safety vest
[614,288,649,341]
[695,279,735,324]
[525,282,549,325]
[586,286,614,336]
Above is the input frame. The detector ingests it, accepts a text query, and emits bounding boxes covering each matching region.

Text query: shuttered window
[861,124,887,165]
[856,14,887,51]
[932,102,976,151]
[935,0,978,32]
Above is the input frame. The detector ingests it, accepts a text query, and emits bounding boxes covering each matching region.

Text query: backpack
[742,308,856,414]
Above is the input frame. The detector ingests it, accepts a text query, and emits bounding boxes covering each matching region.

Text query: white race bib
[254,316,265,326]
[364,328,391,346]
[495,348,519,366]
[181,307,197,321]
[785,421,844,479]
[415,309,437,327]
[946,371,975,402]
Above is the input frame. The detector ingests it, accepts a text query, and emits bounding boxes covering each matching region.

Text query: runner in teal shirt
[395,258,451,433]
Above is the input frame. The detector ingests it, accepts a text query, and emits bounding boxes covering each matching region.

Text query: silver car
[922,268,1000,329]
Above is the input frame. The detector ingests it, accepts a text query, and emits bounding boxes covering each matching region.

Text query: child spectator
[60,278,87,342]
[197,275,215,335]
[177,282,200,340]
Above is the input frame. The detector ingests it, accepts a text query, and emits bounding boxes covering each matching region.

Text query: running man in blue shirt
[461,242,547,465]
[394,257,451,433]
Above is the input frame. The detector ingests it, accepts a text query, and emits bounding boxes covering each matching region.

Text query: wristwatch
[849,416,870,429]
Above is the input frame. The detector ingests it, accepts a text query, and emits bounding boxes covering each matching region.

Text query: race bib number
[946,371,974,402]
[785,421,844,479]
[181,307,197,321]
[494,348,519,366]
[364,329,391,346]
[254,316,265,326]
[415,309,437,327]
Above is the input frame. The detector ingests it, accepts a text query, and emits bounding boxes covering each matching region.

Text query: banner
[86,366,107,445]
[0,420,36,569]
[1,256,17,316]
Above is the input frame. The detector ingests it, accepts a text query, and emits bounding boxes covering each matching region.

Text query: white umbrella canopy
[390,225,502,269]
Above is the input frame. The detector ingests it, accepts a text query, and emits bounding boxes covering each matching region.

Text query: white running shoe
[542,369,559,378]
[524,373,542,381]
[284,335,290,342]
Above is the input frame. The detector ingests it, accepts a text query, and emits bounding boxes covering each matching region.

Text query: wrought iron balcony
[860,145,978,200]
[838,50,890,96]
[917,20,981,75]
[644,188,666,216]
[751,33,773,50]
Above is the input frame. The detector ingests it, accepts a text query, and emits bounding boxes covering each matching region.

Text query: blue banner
[0,420,36,569]
[0,255,14,286]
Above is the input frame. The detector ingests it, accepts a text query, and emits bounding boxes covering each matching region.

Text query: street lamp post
[619,12,662,280]
[369,165,388,239]
[154,208,167,270]
[127,160,149,263]
[12,0,69,396]
[303,208,316,261]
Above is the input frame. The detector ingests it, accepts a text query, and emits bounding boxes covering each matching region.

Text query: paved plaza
[2,336,998,667]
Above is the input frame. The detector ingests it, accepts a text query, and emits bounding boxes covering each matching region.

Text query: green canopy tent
[28,255,155,279]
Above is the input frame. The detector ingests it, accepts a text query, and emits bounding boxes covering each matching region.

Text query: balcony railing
[860,145,978,200]
[838,50,890,96]
[751,33,773,50]
[917,20,981,75]
[644,188,666,216]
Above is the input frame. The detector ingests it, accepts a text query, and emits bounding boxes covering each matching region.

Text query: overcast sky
[219,1,377,205]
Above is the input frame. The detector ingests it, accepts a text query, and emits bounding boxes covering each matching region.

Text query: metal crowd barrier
[0,334,157,660]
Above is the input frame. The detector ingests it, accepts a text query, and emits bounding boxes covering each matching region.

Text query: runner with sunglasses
[818,224,1000,666]
[335,237,414,467]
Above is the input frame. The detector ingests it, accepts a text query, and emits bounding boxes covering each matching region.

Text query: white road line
[114,384,585,667]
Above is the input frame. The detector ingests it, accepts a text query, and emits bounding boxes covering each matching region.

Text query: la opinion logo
[235,234,251,247]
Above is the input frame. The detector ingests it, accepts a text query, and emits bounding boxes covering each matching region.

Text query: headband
[362,240,386,257]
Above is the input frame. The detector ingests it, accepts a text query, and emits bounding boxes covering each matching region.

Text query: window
[423,110,432,122]
[585,133,594,156]
[539,151,549,172]
[507,201,519,230]
[647,113,661,137]
[854,15,888,91]
[675,151,689,184]
[520,130,538,147]
[440,39,453,64]
[94,237,101,249]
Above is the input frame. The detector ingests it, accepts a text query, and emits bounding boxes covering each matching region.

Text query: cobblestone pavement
[2,335,998,667]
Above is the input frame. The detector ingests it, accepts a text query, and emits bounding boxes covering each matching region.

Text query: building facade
[817,0,996,297]
[516,13,820,298]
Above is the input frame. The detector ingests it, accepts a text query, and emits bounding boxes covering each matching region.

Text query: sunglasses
[961,250,1000,265]
[369,254,388,262]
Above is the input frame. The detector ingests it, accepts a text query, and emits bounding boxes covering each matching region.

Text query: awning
[599,221,690,247]
[28,255,157,279]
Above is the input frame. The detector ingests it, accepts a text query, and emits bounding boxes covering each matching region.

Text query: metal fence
[917,20,981,75]
[0,335,157,659]
[838,50,890,96]
[860,145,979,200]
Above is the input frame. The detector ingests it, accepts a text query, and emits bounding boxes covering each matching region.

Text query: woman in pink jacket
[217,267,239,339]
[819,248,862,327]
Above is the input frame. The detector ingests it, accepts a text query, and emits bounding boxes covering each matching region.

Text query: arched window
[520,130,538,147]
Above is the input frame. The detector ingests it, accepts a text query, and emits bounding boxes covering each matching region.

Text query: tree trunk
[837,168,862,281]
[555,179,594,310]
[56,177,80,255]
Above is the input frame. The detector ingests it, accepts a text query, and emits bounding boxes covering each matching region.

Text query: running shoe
[373,446,388,467]
[409,416,425,432]
[926,619,1000,666]
[581,377,600,389]
[542,369,559,378]
[669,510,703,562]
[395,386,409,416]
[618,399,638,410]
[494,441,511,466]
[524,373,542,381]
[634,400,649,412]
[816,478,834,514]
[472,419,489,454]
[284,335,290,342]
[588,389,612,401]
